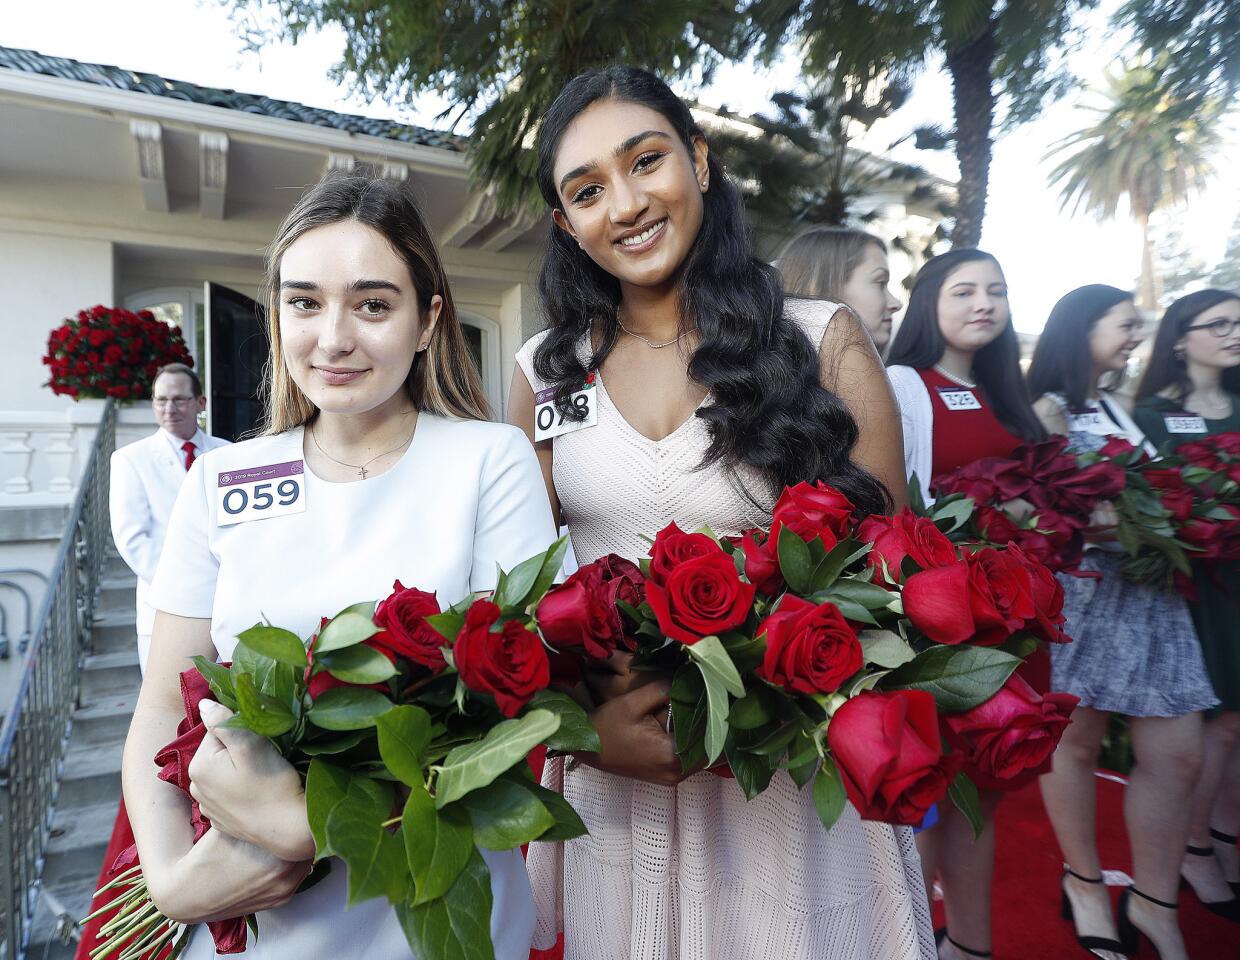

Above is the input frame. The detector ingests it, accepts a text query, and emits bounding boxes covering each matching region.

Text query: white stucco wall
[0,229,114,413]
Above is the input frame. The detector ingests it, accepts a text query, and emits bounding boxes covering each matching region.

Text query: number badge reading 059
[534,379,597,442]
[217,459,307,526]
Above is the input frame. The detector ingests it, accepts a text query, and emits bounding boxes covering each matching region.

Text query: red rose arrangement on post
[544,481,1080,833]
[929,434,1240,588]
[42,305,194,400]
[85,539,599,960]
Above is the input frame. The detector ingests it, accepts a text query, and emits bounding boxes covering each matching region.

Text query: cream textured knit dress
[516,298,935,960]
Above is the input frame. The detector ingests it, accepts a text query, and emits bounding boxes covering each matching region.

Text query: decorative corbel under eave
[199,131,229,220]
[130,119,168,213]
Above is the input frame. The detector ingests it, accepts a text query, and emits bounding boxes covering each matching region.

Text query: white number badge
[216,459,307,526]
[533,378,598,442]
[1068,408,1108,433]
[936,387,982,411]
[1164,415,1207,434]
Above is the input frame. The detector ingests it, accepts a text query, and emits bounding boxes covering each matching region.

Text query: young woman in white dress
[126,166,555,958]
[507,67,932,960]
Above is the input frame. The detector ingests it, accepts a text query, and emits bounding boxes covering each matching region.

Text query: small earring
[1173,347,1186,361]
[700,179,709,190]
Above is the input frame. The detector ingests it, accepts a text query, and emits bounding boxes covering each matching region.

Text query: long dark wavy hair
[531,66,891,515]
[1136,288,1240,403]
[886,249,1045,441]
[1026,284,1135,412]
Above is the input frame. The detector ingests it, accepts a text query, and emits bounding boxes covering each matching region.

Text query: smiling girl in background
[508,66,932,960]
[123,166,554,959]
[777,225,903,352]
[1134,289,1240,926]
[1027,284,1216,960]
[884,249,1048,960]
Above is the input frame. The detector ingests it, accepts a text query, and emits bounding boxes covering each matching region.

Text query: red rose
[453,600,550,717]
[536,565,622,659]
[646,551,755,645]
[859,509,958,578]
[1012,547,1071,644]
[756,595,862,695]
[372,580,446,673]
[903,548,1033,646]
[88,329,107,347]
[1054,460,1126,514]
[827,690,961,825]
[973,506,1017,546]
[772,481,856,547]
[935,457,1031,506]
[648,522,722,585]
[1098,437,1137,458]
[1180,517,1223,561]
[943,673,1079,791]
[592,553,646,608]
[738,528,783,595]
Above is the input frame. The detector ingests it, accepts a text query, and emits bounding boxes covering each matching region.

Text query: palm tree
[1045,59,1225,309]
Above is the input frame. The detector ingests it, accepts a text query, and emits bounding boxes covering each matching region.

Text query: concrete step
[71,687,138,744]
[80,649,140,700]
[57,734,123,810]
[90,610,138,657]
[42,799,117,890]
[95,581,136,616]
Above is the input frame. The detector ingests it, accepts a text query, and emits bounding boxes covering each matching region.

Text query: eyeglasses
[153,397,196,408]
[1186,318,1239,338]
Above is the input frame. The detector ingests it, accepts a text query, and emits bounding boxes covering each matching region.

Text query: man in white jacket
[109,363,230,672]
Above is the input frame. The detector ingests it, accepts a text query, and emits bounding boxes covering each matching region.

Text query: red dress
[915,368,1052,701]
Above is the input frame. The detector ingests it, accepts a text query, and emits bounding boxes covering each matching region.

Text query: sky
[3,0,1236,334]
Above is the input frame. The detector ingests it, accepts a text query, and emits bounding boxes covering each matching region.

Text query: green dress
[1134,393,1240,711]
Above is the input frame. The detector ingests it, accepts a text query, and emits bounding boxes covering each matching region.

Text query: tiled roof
[0,45,465,151]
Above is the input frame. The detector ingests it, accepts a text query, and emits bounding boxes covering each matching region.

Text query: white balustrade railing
[0,403,155,507]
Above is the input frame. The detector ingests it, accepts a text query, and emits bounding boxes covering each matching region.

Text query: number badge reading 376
[216,459,307,526]
[533,379,598,442]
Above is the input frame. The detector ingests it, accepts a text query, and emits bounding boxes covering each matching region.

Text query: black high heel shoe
[1182,842,1240,922]
[1117,886,1178,960]
[1211,827,1240,897]
[934,928,991,958]
[1060,867,1127,958]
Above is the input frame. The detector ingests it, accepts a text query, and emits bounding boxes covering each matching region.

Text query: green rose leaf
[318,643,398,684]
[230,641,277,694]
[949,771,983,839]
[308,687,395,731]
[696,660,731,765]
[233,672,295,738]
[425,610,466,644]
[777,525,813,594]
[812,757,847,832]
[396,848,495,960]
[461,779,554,850]
[375,705,432,787]
[687,635,745,697]
[724,745,775,801]
[402,786,474,905]
[858,629,917,668]
[526,536,571,607]
[236,623,307,668]
[299,729,370,757]
[826,580,901,612]
[326,790,408,906]
[807,538,871,594]
[524,782,589,842]
[930,497,975,533]
[727,690,771,730]
[190,656,238,711]
[434,709,560,807]
[305,759,350,859]
[883,645,1021,712]
[528,690,601,753]
[315,611,380,654]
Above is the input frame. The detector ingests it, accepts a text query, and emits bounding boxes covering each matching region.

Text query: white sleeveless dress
[516,299,935,960]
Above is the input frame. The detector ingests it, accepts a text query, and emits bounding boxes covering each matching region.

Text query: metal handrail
[0,400,115,960]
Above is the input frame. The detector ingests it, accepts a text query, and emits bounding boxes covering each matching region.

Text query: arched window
[124,287,205,365]
[458,311,502,416]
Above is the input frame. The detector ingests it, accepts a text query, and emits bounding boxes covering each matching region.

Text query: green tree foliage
[745,0,1097,247]
[225,0,747,215]
[1045,58,1225,309]
[1117,0,1240,102]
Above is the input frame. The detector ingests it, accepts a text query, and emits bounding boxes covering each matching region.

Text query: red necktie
[182,441,196,471]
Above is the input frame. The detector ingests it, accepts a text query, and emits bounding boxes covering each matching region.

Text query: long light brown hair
[776,225,885,302]
[261,165,490,435]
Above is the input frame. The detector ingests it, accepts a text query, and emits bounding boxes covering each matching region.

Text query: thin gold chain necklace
[310,419,417,480]
[617,319,697,349]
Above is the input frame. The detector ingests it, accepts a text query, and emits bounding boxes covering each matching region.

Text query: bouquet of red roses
[1096,435,1240,586]
[928,437,1127,575]
[42,305,194,401]
[537,482,1079,832]
[85,538,599,960]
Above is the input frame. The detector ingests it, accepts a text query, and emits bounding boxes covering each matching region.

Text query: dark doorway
[205,282,266,442]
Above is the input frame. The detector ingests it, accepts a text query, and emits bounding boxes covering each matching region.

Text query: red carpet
[943,772,1234,959]
[529,770,1235,959]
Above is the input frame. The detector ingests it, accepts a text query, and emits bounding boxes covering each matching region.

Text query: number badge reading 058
[217,459,307,526]
[534,379,597,442]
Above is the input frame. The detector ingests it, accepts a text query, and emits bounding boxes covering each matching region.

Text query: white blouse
[148,412,556,959]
